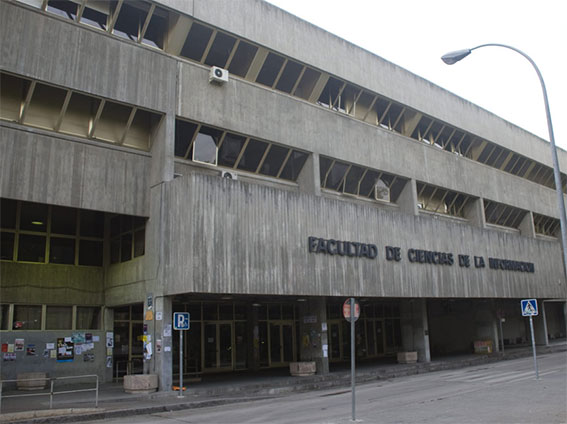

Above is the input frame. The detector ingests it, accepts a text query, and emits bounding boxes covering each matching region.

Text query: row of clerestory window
[22,0,566,193]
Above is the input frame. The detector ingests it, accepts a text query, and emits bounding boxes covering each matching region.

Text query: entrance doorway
[269,322,295,366]
[113,303,144,378]
[204,322,233,371]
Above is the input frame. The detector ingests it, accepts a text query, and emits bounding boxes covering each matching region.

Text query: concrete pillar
[103,307,114,382]
[297,153,321,196]
[519,211,536,238]
[398,179,418,216]
[400,299,431,362]
[149,295,173,391]
[464,197,486,228]
[298,298,329,374]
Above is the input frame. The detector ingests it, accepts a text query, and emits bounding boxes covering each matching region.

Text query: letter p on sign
[173,312,190,330]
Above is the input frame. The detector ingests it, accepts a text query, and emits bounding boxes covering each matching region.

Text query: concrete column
[464,197,486,228]
[400,299,431,362]
[297,153,321,196]
[103,307,114,382]
[149,295,173,391]
[519,211,536,238]
[398,179,418,216]
[298,298,329,374]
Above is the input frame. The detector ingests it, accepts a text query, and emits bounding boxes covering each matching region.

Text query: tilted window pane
[47,0,77,20]
[294,67,321,100]
[259,145,289,177]
[80,6,108,30]
[236,139,268,172]
[228,41,258,77]
[142,7,168,49]
[218,133,246,168]
[343,165,365,194]
[325,162,349,190]
[359,170,380,197]
[113,3,147,42]
[204,32,237,68]
[180,23,213,62]
[256,53,285,87]
[279,150,308,181]
[174,120,199,158]
[275,60,303,93]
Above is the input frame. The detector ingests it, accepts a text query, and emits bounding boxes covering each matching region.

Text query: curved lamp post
[442,43,567,281]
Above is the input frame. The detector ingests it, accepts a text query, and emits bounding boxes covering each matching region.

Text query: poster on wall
[15,339,24,351]
[3,353,16,361]
[106,332,114,348]
[57,338,74,362]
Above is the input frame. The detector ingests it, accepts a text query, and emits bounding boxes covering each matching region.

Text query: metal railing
[0,374,99,413]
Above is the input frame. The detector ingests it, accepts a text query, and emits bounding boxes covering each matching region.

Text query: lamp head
[441,49,472,65]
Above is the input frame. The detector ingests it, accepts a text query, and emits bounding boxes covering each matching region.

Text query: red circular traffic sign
[343,298,360,322]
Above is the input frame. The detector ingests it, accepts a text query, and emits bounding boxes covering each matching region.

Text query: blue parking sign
[173,312,190,330]
[521,299,538,316]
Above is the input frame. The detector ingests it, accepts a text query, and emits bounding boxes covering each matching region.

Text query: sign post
[520,299,539,379]
[343,298,360,422]
[173,312,190,397]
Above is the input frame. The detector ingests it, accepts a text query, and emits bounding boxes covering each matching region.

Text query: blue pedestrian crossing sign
[521,299,538,316]
[173,312,190,330]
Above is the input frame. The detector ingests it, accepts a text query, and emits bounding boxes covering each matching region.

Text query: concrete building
[1,0,566,391]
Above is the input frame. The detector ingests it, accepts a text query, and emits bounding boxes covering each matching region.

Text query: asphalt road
[81,351,566,424]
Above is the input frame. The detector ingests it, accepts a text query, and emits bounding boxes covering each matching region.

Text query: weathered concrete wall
[156,0,567,170]
[0,1,177,113]
[163,174,565,299]
[0,262,104,305]
[177,64,561,219]
[0,125,150,216]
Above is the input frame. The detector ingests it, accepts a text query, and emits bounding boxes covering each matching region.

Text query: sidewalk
[1,341,565,424]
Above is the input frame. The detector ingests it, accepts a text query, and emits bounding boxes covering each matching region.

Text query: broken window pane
[204,32,237,68]
[193,126,222,165]
[317,77,343,109]
[256,53,285,87]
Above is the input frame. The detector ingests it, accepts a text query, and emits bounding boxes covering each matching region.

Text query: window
[13,305,41,330]
[484,200,527,229]
[76,307,101,330]
[0,304,9,330]
[275,60,303,94]
[181,23,214,61]
[46,0,77,20]
[236,139,268,173]
[416,182,473,218]
[228,41,258,77]
[46,305,72,330]
[110,214,146,264]
[218,133,247,168]
[193,127,222,165]
[256,53,285,87]
[204,32,237,68]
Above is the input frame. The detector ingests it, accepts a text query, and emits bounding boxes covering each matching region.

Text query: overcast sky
[266,0,567,151]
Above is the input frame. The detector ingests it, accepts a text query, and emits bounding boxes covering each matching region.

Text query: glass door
[204,322,233,371]
[269,322,295,366]
[329,321,343,362]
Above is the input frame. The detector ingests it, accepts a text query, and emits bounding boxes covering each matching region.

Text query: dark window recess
[51,206,77,235]
[343,165,365,194]
[110,238,120,264]
[110,215,121,238]
[256,53,285,87]
[142,8,168,49]
[294,68,321,100]
[228,41,258,77]
[175,120,199,158]
[121,215,133,233]
[180,23,213,62]
[134,229,145,257]
[193,127,222,164]
[80,210,105,238]
[218,133,246,168]
[275,61,303,93]
[18,234,46,262]
[204,32,237,68]
[79,240,103,266]
[121,233,133,262]
[77,307,101,330]
[1,199,17,229]
[49,237,75,264]
[20,202,48,232]
[1,232,15,260]
[47,0,77,20]
[319,156,333,183]
[318,77,343,108]
[237,139,268,172]
[113,3,146,41]
[279,150,308,181]
[81,6,108,30]
[325,162,349,190]
[259,145,289,177]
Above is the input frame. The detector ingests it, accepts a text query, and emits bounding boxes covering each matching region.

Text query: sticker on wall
[156,339,162,353]
[106,356,112,368]
[106,332,114,348]
[15,339,24,351]
[83,353,95,362]
[50,350,56,359]
[145,310,154,321]
[85,333,93,343]
[1,344,7,353]
[46,343,55,350]
[26,344,37,356]
[156,312,163,321]
[8,344,15,353]
[72,332,86,343]
[93,336,100,342]
[75,344,83,356]
[3,353,16,361]
[163,325,172,338]
[43,349,50,359]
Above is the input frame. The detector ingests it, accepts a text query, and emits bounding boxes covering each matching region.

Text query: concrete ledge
[289,361,316,376]
[17,372,48,391]
[397,352,418,364]
[124,374,158,394]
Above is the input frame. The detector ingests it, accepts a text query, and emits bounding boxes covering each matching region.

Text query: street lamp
[441,43,567,282]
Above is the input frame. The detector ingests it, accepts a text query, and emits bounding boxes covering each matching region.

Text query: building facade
[1,0,566,391]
